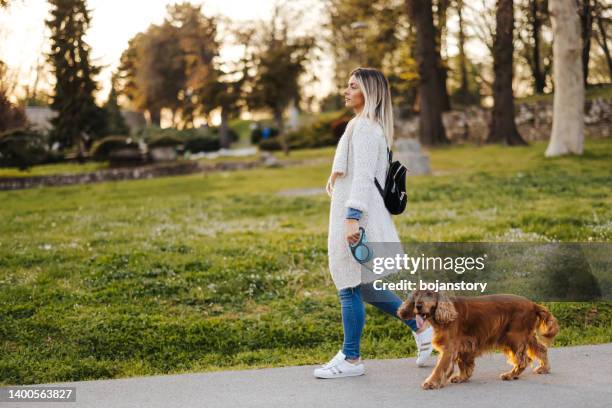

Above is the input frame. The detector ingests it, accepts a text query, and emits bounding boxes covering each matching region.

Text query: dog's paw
[450,375,468,383]
[533,366,550,374]
[500,372,519,381]
[421,379,442,390]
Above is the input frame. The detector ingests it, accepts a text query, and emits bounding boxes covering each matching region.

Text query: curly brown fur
[397,290,559,390]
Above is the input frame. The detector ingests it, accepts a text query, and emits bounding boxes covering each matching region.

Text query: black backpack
[374,148,408,215]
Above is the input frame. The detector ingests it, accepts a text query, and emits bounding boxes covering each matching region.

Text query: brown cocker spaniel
[398,290,559,390]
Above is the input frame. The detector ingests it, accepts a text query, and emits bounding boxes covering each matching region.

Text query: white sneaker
[413,326,434,367]
[320,350,345,368]
[314,350,365,379]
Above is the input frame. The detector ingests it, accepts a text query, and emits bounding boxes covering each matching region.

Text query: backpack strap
[374,145,392,197]
[374,177,385,196]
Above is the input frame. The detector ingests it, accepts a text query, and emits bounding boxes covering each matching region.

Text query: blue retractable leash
[350,227,372,264]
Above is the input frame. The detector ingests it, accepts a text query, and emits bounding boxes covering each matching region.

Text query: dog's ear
[435,291,457,324]
[397,293,415,320]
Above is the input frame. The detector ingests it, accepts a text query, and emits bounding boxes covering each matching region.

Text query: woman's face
[344,75,364,111]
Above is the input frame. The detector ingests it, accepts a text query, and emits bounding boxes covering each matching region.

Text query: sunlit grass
[0,138,610,385]
[0,161,110,178]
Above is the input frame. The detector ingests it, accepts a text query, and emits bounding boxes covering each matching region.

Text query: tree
[593,0,612,80]
[47,0,103,159]
[118,25,185,127]
[327,1,406,90]
[578,0,594,86]
[406,0,450,145]
[487,0,527,145]
[117,3,218,128]
[0,92,27,133]
[434,0,451,111]
[200,26,254,148]
[168,2,219,128]
[455,0,470,103]
[517,0,551,94]
[103,73,129,135]
[545,0,584,156]
[248,5,315,155]
[327,0,416,112]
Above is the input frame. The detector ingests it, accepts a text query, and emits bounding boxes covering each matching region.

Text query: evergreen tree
[103,73,129,135]
[248,4,314,155]
[46,0,102,159]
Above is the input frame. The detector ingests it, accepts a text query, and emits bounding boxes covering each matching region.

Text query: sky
[0,0,334,105]
[0,0,495,110]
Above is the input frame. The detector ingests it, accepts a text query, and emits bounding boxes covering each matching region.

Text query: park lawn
[0,146,336,178]
[0,138,611,385]
[0,161,111,178]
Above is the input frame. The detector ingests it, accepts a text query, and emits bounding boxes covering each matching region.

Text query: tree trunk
[457,0,470,104]
[149,109,161,127]
[595,13,612,80]
[435,0,451,111]
[274,107,289,155]
[75,134,86,163]
[438,64,451,111]
[579,0,593,87]
[407,0,450,145]
[531,0,546,93]
[488,0,527,145]
[219,106,230,149]
[545,0,584,156]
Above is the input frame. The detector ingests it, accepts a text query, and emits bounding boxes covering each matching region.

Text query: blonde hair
[349,67,394,147]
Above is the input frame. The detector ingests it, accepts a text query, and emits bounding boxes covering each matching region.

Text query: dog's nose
[416,303,423,311]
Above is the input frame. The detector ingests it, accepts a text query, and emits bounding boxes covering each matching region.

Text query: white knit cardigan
[326,117,402,290]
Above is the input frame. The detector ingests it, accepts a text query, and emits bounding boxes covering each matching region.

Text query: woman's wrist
[346,207,362,220]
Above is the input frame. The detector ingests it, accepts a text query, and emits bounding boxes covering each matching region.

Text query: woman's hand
[326,177,333,197]
[326,172,342,197]
[345,219,361,244]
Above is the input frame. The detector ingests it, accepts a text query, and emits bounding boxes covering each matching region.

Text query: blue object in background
[262,127,271,139]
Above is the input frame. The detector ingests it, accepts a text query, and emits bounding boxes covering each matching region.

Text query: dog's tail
[535,304,559,347]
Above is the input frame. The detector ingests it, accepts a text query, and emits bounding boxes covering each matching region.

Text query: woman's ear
[434,291,457,324]
[397,294,415,320]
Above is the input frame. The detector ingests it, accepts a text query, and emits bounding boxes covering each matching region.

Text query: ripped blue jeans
[340,281,417,359]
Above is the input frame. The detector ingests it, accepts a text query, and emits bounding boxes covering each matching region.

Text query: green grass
[0,138,611,385]
[0,161,110,178]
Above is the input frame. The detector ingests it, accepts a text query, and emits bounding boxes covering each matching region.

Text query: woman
[314,67,433,379]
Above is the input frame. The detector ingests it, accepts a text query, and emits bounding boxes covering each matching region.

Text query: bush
[258,138,283,151]
[140,126,237,153]
[109,147,145,167]
[319,93,345,112]
[211,127,239,144]
[148,135,184,149]
[0,89,27,133]
[304,118,340,147]
[0,127,48,170]
[330,116,350,139]
[184,136,220,153]
[90,136,139,162]
[251,126,278,145]
[274,114,348,151]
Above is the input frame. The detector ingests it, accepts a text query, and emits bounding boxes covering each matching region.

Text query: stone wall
[395,97,612,143]
[24,107,146,134]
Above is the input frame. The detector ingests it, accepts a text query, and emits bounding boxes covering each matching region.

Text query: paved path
[3,344,611,408]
